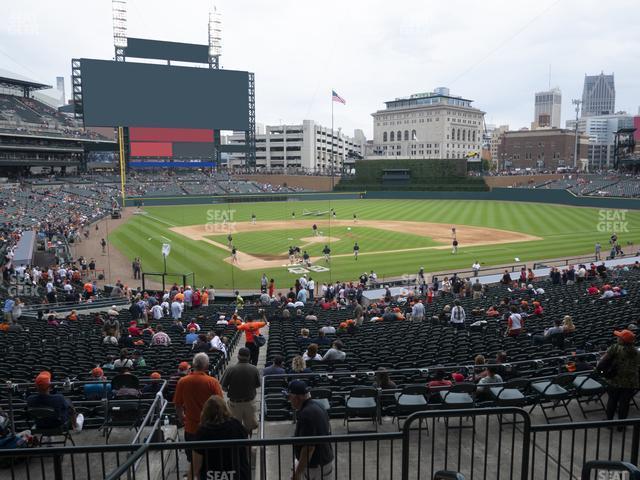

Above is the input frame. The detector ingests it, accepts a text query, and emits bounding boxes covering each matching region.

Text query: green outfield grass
[108,199,640,290]
[207,226,443,257]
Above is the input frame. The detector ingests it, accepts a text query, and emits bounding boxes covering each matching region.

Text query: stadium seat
[530,373,575,423]
[345,387,379,432]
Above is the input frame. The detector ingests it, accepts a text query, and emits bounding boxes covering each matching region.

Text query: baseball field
[108,199,640,290]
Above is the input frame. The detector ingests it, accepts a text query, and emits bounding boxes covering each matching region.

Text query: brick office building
[497,128,589,171]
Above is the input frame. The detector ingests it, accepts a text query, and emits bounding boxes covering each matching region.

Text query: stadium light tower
[572,99,582,170]
[208,2,222,69]
[112,0,128,62]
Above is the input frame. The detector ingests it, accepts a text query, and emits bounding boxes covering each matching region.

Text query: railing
[1,409,638,480]
[20,296,129,315]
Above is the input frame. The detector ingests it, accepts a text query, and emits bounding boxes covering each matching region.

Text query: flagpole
[331,91,334,190]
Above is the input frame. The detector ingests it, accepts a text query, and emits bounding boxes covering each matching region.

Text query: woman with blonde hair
[188,396,249,480]
[290,355,311,374]
[562,315,576,333]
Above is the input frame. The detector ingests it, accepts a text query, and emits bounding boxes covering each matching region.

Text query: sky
[1,0,639,139]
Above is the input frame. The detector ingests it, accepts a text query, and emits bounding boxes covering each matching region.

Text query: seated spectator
[263,355,286,377]
[302,343,322,362]
[476,366,503,400]
[132,351,146,368]
[532,318,565,345]
[185,327,199,345]
[84,367,112,400]
[142,372,163,395]
[112,368,141,399]
[290,355,311,375]
[322,340,346,362]
[113,349,133,371]
[373,368,397,390]
[427,370,452,391]
[486,305,500,317]
[320,321,336,335]
[562,315,576,333]
[27,372,79,430]
[166,362,191,401]
[297,328,312,349]
[186,318,202,332]
[587,284,600,295]
[473,355,488,380]
[312,329,331,347]
[170,319,185,334]
[192,333,211,353]
[151,324,171,346]
[209,332,228,357]
[532,301,544,316]
[128,321,142,337]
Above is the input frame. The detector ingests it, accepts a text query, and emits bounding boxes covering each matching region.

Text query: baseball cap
[178,361,190,371]
[285,380,310,396]
[91,367,104,378]
[614,329,636,344]
[150,372,162,379]
[451,373,465,383]
[35,371,51,390]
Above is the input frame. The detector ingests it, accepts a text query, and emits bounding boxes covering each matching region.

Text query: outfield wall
[365,188,640,209]
[125,187,640,209]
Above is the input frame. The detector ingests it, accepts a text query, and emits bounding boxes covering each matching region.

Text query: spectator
[237,319,266,366]
[373,368,397,390]
[187,396,250,480]
[174,352,224,464]
[311,329,331,347]
[142,372,163,395]
[263,355,286,377]
[297,328,312,349]
[151,324,171,346]
[192,334,211,353]
[598,330,640,423]
[427,370,452,390]
[220,347,261,434]
[506,306,524,336]
[476,366,503,400]
[185,327,199,345]
[27,372,79,431]
[562,315,576,333]
[84,367,112,400]
[532,318,564,345]
[290,355,311,375]
[411,300,425,321]
[287,380,334,480]
[113,349,133,370]
[322,340,346,362]
[302,343,322,362]
[166,362,191,401]
[450,300,466,329]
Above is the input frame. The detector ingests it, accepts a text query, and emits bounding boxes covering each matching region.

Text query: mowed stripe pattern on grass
[109,200,640,289]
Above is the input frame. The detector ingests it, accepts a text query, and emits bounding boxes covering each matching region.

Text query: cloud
[1,0,638,139]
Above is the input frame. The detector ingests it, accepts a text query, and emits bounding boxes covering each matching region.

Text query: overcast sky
[2,0,639,138]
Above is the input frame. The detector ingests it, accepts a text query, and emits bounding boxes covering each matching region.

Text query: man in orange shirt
[173,352,223,463]
[237,319,266,365]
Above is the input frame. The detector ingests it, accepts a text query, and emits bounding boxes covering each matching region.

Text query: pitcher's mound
[300,235,340,244]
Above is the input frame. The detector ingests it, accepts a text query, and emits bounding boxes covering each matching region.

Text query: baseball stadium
[2,2,640,480]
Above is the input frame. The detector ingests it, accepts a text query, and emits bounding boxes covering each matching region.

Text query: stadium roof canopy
[0,68,51,91]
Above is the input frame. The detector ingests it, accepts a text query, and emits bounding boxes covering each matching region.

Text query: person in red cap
[27,371,78,431]
[84,367,112,400]
[598,329,640,423]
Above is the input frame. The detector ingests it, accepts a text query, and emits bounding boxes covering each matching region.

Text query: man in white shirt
[472,261,481,277]
[450,300,466,329]
[171,299,183,320]
[307,278,315,300]
[151,325,171,346]
[299,275,308,290]
[411,300,425,321]
[151,304,164,321]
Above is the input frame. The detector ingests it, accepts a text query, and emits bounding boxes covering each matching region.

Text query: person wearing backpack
[598,329,640,424]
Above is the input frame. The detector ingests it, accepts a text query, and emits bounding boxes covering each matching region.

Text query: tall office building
[533,87,561,128]
[56,76,65,105]
[581,72,615,117]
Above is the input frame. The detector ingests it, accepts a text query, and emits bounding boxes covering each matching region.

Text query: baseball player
[322,244,331,263]
[227,234,233,249]
[353,242,360,260]
[452,238,459,254]
[353,213,357,223]
[231,246,238,264]
[302,250,311,267]
[312,223,319,236]
[251,213,256,225]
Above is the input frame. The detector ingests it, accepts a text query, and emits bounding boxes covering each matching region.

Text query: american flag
[332,90,346,104]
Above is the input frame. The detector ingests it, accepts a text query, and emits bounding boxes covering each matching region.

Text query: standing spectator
[237,319,266,366]
[411,300,425,322]
[3,297,14,323]
[472,261,481,277]
[171,297,184,320]
[220,347,261,434]
[598,330,640,423]
[450,300,466,329]
[287,380,333,480]
[174,353,223,464]
[506,306,524,337]
[187,396,250,480]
